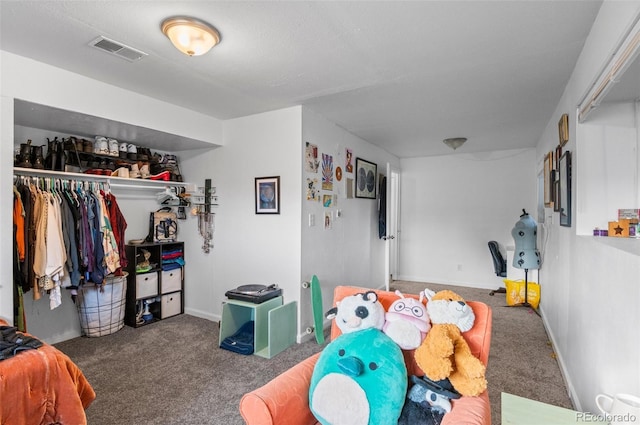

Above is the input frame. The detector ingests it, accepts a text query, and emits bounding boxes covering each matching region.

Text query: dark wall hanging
[559,151,571,227]
[355,157,377,199]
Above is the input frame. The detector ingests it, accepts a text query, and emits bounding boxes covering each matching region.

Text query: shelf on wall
[581,235,640,257]
[13,167,192,189]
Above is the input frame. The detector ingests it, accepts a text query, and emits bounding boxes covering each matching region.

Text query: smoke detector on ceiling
[89,36,148,62]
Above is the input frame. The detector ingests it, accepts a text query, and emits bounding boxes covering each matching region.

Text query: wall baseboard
[539,305,579,410]
[185,308,220,323]
[396,276,497,291]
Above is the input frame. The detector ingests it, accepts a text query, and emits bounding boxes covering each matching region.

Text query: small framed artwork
[555,144,563,169]
[255,176,280,214]
[544,152,553,208]
[345,148,354,173]
[558,113,569,146]
[355,158,377,199]
[559,151,572,227]
[324,211,333,230]
[553,178,560,212]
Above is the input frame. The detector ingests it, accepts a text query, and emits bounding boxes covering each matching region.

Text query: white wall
[535,0,640,413]
[177,107,303,333]
[399,149,537,289]
[1,51,222,342]
[300,108,400,338]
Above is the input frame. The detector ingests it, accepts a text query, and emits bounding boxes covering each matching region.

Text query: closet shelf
[13,167,191,190]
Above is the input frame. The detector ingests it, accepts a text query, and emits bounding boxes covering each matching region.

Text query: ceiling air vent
[89,36,147,62]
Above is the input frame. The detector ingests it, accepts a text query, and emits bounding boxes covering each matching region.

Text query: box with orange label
[608,219,637,237]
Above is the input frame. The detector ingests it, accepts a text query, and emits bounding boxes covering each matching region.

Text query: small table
[219,296,297,359]
[502,392,607,425]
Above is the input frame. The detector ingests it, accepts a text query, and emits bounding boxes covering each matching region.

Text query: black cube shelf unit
[124,241,184,328]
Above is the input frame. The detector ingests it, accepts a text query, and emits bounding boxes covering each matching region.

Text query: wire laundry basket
[76,273,127,337]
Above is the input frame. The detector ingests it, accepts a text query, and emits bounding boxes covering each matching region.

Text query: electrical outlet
[308,213,315,227]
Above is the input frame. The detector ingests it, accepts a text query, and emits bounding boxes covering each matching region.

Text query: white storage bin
[136,272,158,299]
[161,268,182,294]
[77,274,127,337]
[161,292,182,319]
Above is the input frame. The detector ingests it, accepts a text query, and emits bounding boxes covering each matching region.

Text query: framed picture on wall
[559,151,571,227]
[355,158,377,199]
[558,113,569,146]
[544,152,553,208]
[553,178,560,212]
[255,176,280,214]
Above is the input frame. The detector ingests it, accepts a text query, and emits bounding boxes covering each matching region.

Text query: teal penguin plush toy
[309,328,407,425]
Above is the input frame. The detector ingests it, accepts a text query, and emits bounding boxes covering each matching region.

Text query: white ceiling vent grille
[89,36,147,62]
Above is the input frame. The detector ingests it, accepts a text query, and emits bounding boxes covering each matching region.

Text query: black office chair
[488,241,507,295]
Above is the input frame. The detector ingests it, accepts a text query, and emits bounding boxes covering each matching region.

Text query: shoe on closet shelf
[129,163,141,178]
[119,142,128,159]
[94,136,109,155]
[139,163,151,179]
[111,167,130,178]
[127,143,137,161]
[137,147,150,161]
[108,138,119,157]
[149,170,170,181]
[83,138,93,153]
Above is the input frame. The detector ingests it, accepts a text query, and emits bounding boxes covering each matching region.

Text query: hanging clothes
[12,176,129,313]
[104,192,128,272]
[97,190,120,275]
[378,176,387,239]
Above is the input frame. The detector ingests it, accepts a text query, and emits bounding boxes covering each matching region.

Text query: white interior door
[384,163,400,291]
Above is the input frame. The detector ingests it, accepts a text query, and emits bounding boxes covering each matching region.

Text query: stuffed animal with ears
[325,291,386,334]
[398,376,461,425]
[383,290,431,350]
[309,328,407,425]
[414,289,487,397]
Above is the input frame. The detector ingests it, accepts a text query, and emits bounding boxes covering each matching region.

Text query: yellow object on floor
[503,279,540,308]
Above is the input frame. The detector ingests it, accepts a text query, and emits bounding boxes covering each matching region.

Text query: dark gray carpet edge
[54,281,571,425]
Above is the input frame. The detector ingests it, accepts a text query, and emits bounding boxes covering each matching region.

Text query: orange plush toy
[414,289,487,397]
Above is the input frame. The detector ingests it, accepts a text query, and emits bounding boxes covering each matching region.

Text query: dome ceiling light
[443,137,467,151]
[161,16,220,57]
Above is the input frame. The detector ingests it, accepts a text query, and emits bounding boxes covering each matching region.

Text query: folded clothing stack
[162,247,184,271]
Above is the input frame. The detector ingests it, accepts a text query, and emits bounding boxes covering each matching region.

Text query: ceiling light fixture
[161,16,220,57]
[443,137,467,151]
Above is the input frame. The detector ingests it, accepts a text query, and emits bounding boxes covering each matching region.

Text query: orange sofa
[239,285,493,425]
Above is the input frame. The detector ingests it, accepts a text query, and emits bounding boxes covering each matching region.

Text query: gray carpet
[54,281,571,424]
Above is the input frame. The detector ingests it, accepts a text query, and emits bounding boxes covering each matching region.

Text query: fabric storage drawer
[136,272,158,299]
[162,268,182,294]
[161,292,182,319]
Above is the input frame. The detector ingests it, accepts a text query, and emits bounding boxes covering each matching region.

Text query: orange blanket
[0,320,95,425]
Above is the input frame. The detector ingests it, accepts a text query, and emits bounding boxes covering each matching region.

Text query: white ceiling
[0,1,603,158]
